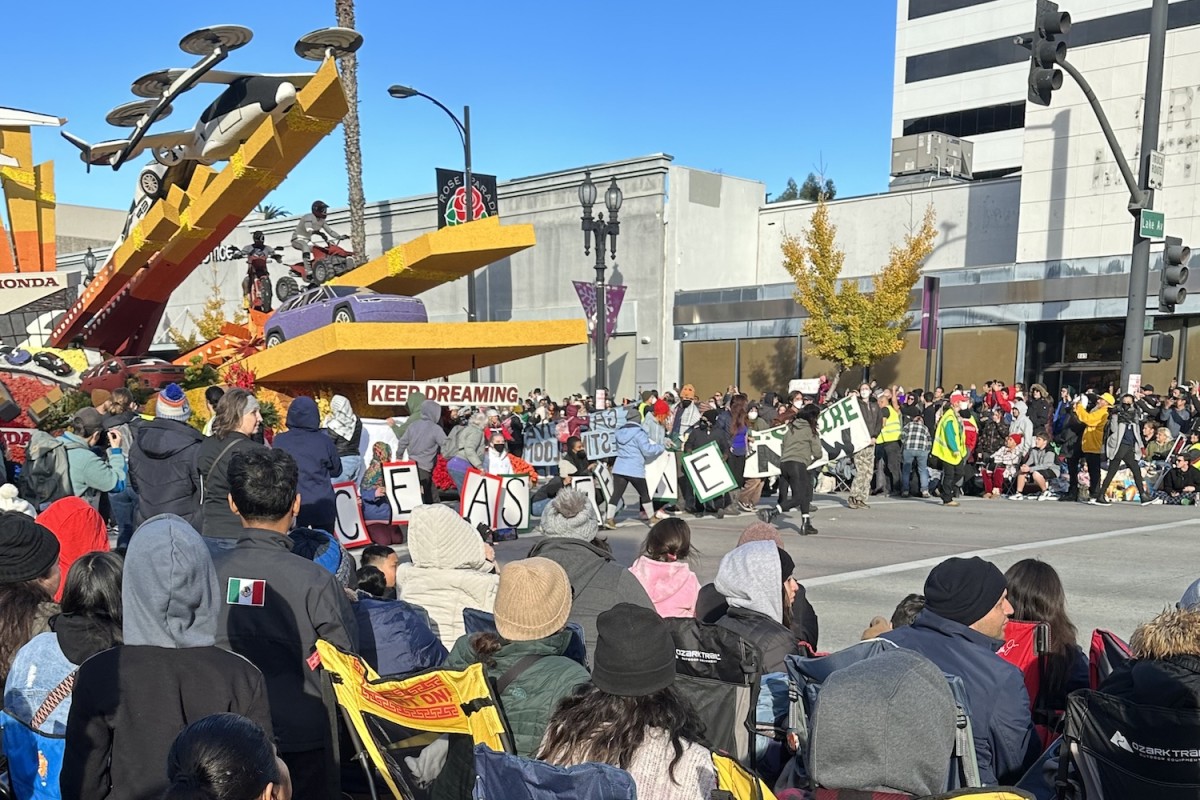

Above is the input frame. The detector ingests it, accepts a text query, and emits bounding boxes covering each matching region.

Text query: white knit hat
[538,489,598,541]
[0,484,36,518]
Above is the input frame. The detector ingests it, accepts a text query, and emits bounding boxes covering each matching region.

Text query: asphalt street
[485,492,1200,653]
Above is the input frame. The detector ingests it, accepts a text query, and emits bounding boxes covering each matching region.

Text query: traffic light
[1028,1,1071,106]
[1159,235,1191,313]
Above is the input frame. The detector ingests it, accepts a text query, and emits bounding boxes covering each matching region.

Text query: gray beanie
[538,488,597,541]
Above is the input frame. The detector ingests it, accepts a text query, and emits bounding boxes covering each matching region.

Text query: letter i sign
[227,577,266,606]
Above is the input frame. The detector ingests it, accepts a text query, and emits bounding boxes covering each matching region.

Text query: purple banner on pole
[572,281,627,343]
[920,275,941,350]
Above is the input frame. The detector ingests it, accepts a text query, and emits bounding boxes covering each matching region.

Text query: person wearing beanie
[193,387,266,537]
[538,603,717,800]
[0,483,35,518]
[711,541,801,673]
[61,515,273,800]
[37,496,109,602]
[429,558,590,799]
[56,406,127,512]
[694,522,820,651]
[0,512,61,685]
[882,556,1040,785]
[129,384,205,531]
[528,489,653,654]
[394,503,499,651]
[89,388,112,413]
[981,433,1024,499]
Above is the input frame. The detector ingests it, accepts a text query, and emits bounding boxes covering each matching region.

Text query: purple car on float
[263,285,428,347]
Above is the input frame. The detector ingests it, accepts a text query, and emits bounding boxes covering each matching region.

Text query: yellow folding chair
[315,639,512,800]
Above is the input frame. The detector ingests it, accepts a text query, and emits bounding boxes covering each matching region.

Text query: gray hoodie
[714,540,782,623]
[395,399,448,470]
[123,514,219,648]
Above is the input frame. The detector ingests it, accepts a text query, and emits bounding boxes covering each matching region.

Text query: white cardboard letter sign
[459,469,502,530]
[496,475,532,532]
[744,426,786,479]
[809,396,874,469]
[524,423,559,467]
[382,461,424,525]
[332,482,370,549]
[646,451,678,501]
[583,429,618,461]
[570,475,605,524]
[682,442,738,503]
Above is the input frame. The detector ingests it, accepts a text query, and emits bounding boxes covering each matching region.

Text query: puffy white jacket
[395,506,499,650]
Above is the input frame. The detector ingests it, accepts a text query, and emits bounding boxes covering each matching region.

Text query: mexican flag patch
[227,577,265,606]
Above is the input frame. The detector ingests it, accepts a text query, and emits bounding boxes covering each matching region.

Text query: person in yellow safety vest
[874,388,903,496]
[932,393,970,507]
[1075,392,1111,504]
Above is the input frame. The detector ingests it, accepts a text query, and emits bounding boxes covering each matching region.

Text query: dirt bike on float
[276,232,357,302]
[229,244,284,313]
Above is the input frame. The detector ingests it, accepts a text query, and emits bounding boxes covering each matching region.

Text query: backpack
[19,430,74,507]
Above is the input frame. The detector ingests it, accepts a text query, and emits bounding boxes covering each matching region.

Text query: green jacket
[432,630,589,800]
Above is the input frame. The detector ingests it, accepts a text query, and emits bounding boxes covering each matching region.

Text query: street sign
[1140,209,1165,240]
[1149,150,1165,191]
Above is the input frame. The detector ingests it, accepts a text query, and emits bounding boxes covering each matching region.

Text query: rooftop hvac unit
[891,133,974,180]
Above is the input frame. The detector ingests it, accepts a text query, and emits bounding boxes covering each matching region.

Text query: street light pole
[579,171,622,395]
[1119,0,1167,395]
[387,85,479,379]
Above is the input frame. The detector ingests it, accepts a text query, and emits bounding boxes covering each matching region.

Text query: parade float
[2,22,587,502]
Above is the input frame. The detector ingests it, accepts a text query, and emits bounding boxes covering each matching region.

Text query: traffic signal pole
[1119,0,1168,395]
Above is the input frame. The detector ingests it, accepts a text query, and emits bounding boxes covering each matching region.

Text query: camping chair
[997,620,1058,748]
[821,457,855,494]
[314,640,512,800]
[783,640,983,793]
[1086,630,1131,690]
[471,744,637,800]
[1054,689,1200,799]
[461,608,589,668]
[662,618,765,771]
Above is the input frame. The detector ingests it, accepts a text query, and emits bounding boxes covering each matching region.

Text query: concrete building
[41,0,1200,403]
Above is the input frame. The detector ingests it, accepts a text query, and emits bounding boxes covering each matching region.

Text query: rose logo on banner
[381,462,424,525]
[681,441,738,504]
[332,482,371,549]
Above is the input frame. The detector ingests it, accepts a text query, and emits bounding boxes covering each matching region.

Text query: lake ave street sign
[1140,209,1165,240]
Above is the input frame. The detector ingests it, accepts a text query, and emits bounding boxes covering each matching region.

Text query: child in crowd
[1012,431,1060,501]
[982,433,1024,498]
[629,518,701,617]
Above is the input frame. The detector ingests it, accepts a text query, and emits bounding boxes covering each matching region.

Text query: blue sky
[3,1,898,213]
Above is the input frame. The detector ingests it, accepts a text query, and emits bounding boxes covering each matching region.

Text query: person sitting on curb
[1012,431,1060,501]
[882,556,1040,786]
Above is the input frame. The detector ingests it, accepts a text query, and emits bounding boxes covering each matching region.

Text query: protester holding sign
[771,403,822,535]
[606,407,667,528]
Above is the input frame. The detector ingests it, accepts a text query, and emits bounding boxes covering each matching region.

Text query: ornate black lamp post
[578,171,622,394]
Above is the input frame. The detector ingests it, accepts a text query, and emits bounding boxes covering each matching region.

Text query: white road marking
[803,518,1200,587]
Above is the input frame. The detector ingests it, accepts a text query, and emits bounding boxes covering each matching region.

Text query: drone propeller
[105,100,172,129]
[178,24,253,56]
[294,27,363,61]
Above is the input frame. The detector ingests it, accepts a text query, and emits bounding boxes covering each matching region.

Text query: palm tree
[255,202,290,219]
[335,0,367,260]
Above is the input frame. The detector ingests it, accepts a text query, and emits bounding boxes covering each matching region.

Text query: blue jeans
[336,454,364,485]
[111,485,139,548]
[900,449,929,494]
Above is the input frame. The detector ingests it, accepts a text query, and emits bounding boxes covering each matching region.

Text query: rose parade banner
[572,281,627,344]
[809,395,875,469]
[436,168,498,228]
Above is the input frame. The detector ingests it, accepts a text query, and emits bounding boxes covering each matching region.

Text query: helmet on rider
[312,200,329,219]
[252,230,265,243]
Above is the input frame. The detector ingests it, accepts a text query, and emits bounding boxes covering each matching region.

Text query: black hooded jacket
[129,418,204,526]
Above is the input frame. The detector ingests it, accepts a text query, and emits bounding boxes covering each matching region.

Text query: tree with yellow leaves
[782,199,938,385]
[166,264,247,351]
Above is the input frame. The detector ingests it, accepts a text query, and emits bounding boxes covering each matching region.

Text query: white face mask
[793,400,804,409]
[748,411,758,420]
[860,389,871,400]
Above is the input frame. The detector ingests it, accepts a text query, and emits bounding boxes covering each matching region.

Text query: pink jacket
[629,556,701,618]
